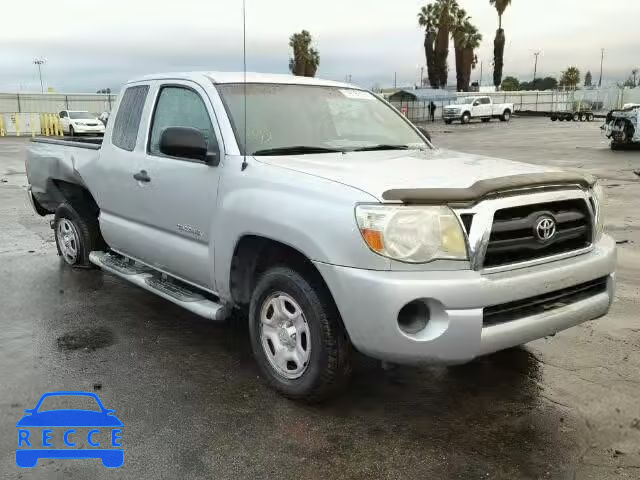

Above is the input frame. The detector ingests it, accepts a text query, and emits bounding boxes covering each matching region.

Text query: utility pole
[598,48,604,87]
[479,61,483,87]
[394,72,397,89]
[33,58,46,93]
[533,51,541,86]
[420,66,424,87]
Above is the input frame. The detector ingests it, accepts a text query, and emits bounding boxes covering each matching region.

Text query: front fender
[212,159,388,298]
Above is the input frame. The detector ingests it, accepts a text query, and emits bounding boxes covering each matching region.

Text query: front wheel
[249,266,351,402]
[461,112,471,124]
[54,203,103,268]
[69,125,75,137]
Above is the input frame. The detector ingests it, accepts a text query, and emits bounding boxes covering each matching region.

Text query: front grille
[483,199,592,268]
[483,276,608,326]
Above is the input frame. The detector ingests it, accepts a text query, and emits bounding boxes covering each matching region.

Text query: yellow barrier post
[0,115,5,136]
[56,116,64,137]
[15,114,20,137]
[31,114,36,137]
[46,114,51,137]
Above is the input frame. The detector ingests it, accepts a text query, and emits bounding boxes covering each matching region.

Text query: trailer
[550,109,595,122]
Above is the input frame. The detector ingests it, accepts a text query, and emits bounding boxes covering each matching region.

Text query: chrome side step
[89,251,229,321]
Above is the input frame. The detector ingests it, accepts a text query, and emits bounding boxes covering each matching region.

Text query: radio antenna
[241,0,248,171]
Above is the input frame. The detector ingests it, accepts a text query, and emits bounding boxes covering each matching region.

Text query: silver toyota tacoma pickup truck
[25,72,616,401]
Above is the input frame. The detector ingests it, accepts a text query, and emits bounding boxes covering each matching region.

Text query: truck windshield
[215,83,429,155]
[69,111,94,119]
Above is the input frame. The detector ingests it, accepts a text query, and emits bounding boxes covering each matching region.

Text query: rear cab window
[112,85,149,151]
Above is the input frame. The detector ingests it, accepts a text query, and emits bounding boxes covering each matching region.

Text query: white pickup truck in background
[443,96,514,125]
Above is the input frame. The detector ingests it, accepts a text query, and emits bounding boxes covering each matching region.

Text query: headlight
[591,181,605,238]
[355,205,467,263]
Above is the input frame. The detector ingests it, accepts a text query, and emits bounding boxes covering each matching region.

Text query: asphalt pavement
[1,118,639,479]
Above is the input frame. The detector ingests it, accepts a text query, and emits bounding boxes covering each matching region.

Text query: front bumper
[443,110,462,119]
[71,124,105,134]
[315,234,616,364]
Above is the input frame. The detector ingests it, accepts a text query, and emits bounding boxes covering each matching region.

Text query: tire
[249,266,352,402]
[444,119,453,125]
[550,115,557,121]
[69,125,75,137]
[461,112,471,124]
[611,141,621,151]
[500,109,511,122]
[481,118,490,123]
[580,113,587,122]
[572,113,580,122]
[54,203,103,268]
[558,116,565,122]
[587,113,594,122]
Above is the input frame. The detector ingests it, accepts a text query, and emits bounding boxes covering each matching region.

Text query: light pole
[533,51,541,86]
[33,58,46,93]
[598,48,604,87]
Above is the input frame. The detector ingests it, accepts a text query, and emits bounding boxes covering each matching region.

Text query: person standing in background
[429,101,436,122]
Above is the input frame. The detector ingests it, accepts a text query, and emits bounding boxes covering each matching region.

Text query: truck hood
[255,149,563,201]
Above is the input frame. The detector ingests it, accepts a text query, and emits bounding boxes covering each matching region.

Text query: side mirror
[473,101,480,107]
[159,127,219,165]
[416,126,432,142]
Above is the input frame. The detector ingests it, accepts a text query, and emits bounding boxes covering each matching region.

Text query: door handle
[133,170,151,183]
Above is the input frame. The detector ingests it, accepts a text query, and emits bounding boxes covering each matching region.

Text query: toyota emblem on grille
[535,216,556,242]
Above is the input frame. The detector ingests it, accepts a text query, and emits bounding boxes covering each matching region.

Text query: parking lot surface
[1,118,639,479]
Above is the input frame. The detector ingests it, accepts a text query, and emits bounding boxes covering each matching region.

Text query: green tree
[418,4,438,88]
[460,22,482,92]
[288,30,320,77]
[489,0,512,88]
[452,8,469,91]
[584,71,592,87]
[501,76,520,91]
[559,66,581,89]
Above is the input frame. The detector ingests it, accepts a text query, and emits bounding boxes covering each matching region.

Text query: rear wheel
[558,116,565,122]
[54,203,103,268]
[550,115,558,121]
[573,112,580,122]
[249,266,351,402]
[500,110,511,122]
[580,113,587,122]
[587,113,594,122]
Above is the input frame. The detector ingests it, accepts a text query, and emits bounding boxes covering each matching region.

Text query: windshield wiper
[251,146,345,156]
[349,144,411,152]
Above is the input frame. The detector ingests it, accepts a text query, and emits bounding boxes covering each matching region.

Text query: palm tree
[433,0,460,88]
[289,30,320,77]
[560,66,581,90]
[461,23,482,91]
[489,0,512,88]
[452,8,470,91]
[418,4,438,88]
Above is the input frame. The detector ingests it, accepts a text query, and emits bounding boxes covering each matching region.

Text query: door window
[112,85,149,151]
[148,86,216,158]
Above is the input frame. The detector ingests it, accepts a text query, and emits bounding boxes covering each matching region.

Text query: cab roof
[128,71,356,89]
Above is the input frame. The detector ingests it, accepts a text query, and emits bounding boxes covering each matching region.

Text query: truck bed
[32,136,103,150]
[27,136,103,213]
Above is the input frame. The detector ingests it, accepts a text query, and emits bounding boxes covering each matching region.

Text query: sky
[0,0,638,93]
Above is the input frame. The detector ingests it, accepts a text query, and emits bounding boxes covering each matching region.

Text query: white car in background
[58,110,106,136]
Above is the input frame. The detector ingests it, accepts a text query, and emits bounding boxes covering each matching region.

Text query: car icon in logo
[15,391,123,468]
[534,215,556,242]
